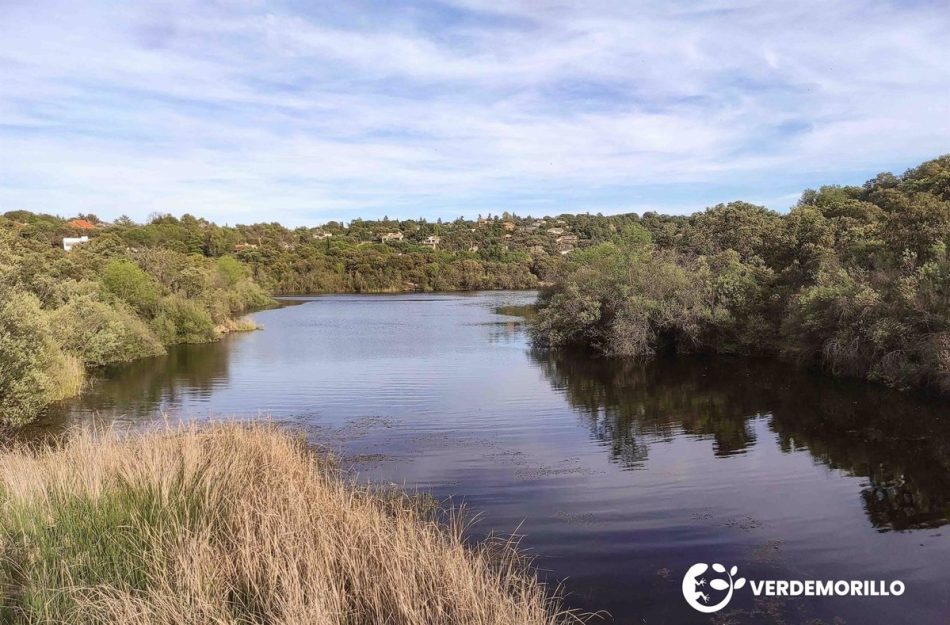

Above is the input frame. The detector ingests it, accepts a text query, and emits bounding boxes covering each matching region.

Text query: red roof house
[67,219,97,230]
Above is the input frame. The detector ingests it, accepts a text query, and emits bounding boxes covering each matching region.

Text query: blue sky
[1,0,949,226]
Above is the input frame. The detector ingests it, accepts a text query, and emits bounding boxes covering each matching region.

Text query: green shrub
[215,255,245,287]
[173,265,210,299]
[49,296,166,366]
[533,247,717,357]
[101,259,162,316]
[533,155,950,395]
[153,295,216,344]
[0,290,73,425]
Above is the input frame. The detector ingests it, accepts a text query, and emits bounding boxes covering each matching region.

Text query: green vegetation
[0,291,84,424]
[0,423,574,625]
[0,206,636,424]
[86,211,631,293]
[532,155,950,396]
[0,221,271,425]
[4,154,949,422]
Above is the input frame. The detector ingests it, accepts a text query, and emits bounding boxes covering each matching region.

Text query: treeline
[532,155,950,396]
[5,153,949,421]
[0,224,271,425]
[2,210,638,294]
[0,207,639,425]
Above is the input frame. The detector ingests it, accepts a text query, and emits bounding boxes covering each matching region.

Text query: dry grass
[215,317,261,335]
[46,353,85,402]
[0,423,579,625]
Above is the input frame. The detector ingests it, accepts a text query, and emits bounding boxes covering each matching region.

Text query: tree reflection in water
[531,348,950,531]
[36,339,233,432]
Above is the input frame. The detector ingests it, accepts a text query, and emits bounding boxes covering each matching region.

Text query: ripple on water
[39,291,950,625]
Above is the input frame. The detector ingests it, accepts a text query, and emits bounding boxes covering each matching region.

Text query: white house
[63,236,89,252]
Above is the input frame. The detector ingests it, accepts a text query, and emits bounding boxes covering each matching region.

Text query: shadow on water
[25,340,233,437]
[530,348,950,531]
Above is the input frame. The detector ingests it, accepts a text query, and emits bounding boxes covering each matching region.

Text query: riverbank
[0,422,574,625]
[531,155,950,397]
[25,291,950,625]
[0,220,276,426]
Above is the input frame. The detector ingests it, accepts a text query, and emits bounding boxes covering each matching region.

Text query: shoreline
[0,422,578,624]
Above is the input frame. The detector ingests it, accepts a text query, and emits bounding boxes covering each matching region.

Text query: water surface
[43,292,950,625]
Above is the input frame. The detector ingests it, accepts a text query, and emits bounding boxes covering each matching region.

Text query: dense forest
[0,210,644,296]
[3,154,949,425]
[532,154,950,397]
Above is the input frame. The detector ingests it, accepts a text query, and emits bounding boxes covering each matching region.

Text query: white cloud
[0,0,948,225]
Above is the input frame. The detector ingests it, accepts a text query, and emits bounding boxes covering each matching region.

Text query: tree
[101,259,162,316]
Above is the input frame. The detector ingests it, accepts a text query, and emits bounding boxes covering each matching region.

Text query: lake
[40,291,950,625]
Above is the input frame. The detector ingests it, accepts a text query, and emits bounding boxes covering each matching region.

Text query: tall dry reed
[0,423,581,625]
[46,352,85,401]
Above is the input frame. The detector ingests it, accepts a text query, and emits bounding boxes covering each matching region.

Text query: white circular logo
[682,563,746,613]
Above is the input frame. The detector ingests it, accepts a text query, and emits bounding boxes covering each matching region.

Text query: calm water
[41,292,950,625]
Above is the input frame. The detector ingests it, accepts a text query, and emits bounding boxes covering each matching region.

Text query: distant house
[380,232,404,243]
[63,236,89,252]
[234,242,258,252]
[67,219,97,231]
[547,227,565,236]
[312,230,332,239]
[556,234,579,254]
[502,221,516,232]
[421,235,440,249]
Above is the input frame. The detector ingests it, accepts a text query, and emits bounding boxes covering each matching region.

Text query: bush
[227,279,273,312]
[153,295,217,344]
[0,221,278,426]
[49,296,166,366]
[0,290,77,425]
[101,259,162,316]
[215,254,244,287]
[533,155,950,396]
[533,247,719,357]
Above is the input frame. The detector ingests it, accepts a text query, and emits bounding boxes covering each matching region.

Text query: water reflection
[40,339,233,430]
[531,349,950,531]
[31,292,950,624]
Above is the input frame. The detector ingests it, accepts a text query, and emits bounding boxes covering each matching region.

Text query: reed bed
[0,423,578,625]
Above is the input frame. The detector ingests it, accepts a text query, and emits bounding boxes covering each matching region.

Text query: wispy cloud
[1,0,948,225]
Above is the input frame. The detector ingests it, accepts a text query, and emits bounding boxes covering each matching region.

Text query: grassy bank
[0,423,575,625]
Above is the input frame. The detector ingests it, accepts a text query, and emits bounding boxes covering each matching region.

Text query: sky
[1,0,949,227]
